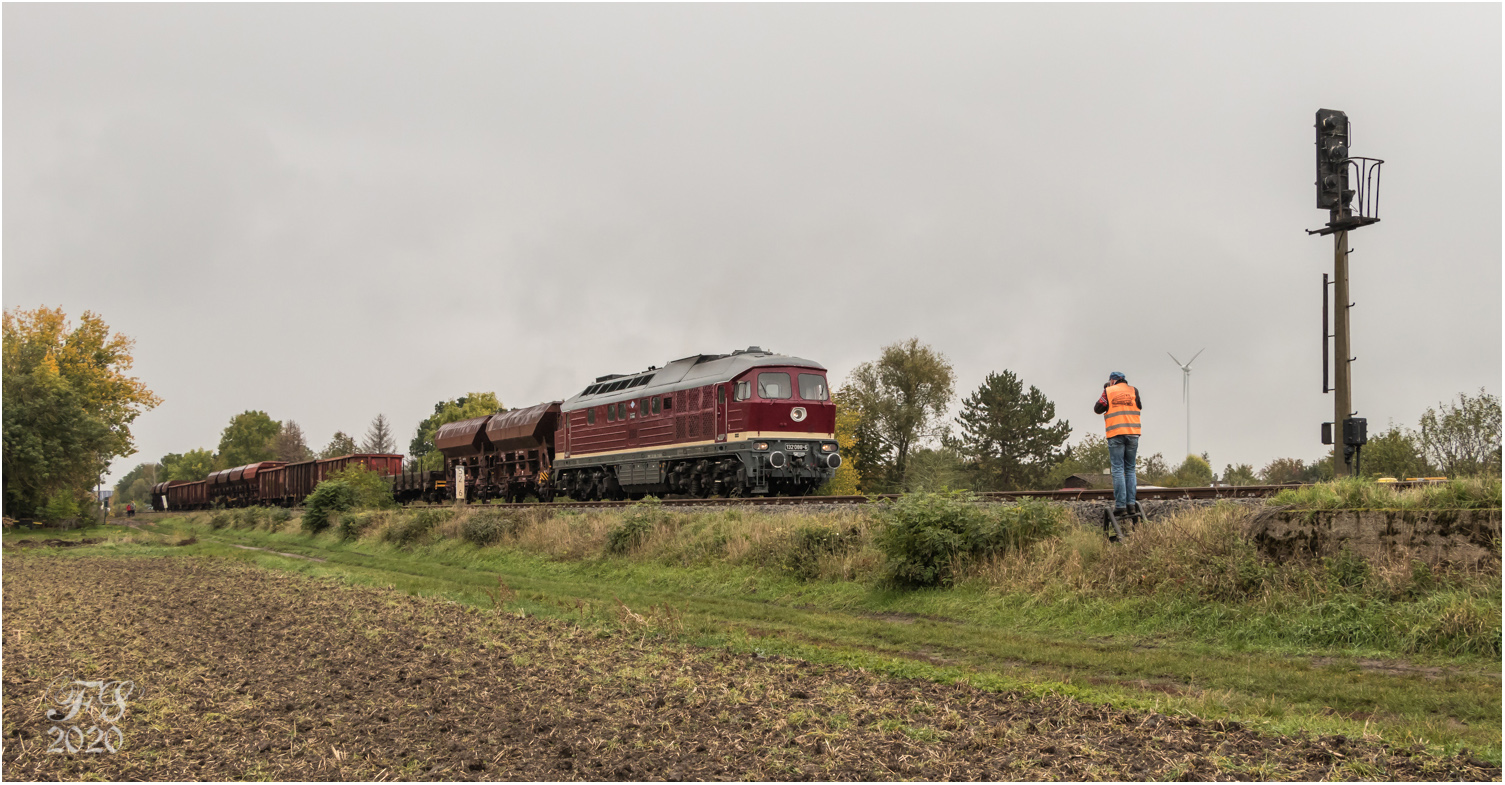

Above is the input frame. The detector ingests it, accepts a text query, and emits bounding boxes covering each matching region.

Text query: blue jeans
[1108,435,1139,510]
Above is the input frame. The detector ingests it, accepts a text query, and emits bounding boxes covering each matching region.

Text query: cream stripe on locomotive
[558,431,836,461]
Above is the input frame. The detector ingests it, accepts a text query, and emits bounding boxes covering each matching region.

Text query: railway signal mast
[1308,109,1383,477]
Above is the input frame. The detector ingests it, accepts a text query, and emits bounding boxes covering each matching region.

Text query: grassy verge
[1271,476,1502,510]
[11,502,1499,764]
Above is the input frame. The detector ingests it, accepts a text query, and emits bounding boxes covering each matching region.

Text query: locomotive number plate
[788,443,808,453]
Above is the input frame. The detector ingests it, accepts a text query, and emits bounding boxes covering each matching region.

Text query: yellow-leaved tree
[820,387,863,495]
[3,306,160,516]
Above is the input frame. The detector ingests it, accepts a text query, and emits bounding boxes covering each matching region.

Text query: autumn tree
[319,430,358,459]
[2,306,160,516]
[1163,454,1214,487]
[1260,457,1318,485]
[218,410,279,467]
[819,389,862,495]
[1418,389,1501,478]
[260,420,310,463]
[844,339,955,491]
[409,393,504,470]
[361,413,395,454]
[954,370,1071,491]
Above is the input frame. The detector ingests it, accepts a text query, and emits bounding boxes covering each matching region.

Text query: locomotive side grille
[702,386,713,409]
[687,413,700,439]
[701,412,713,438]
[675,415,686,440]
[689,387,701,411]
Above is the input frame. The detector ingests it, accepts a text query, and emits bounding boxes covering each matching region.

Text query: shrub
[302,481,357,534]
[606,497,666,555]
[207,509,233,530]
[338,512,364,540]
[876,492,1065,588]
[778,525,856,581]
[42,490,80,525]
[383,508,451,547]
[325,464,396,510]
[461,509,523,547]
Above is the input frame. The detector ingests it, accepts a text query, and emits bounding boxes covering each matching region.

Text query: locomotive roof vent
[594,373,624,383]
[731,345,768,356]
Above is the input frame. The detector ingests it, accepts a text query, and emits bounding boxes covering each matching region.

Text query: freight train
[150,347,841,511]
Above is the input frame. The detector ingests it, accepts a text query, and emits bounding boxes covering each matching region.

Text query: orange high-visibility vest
[1103,382,1141,438]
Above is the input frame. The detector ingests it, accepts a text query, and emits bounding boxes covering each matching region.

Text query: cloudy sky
[5,4,1500,486]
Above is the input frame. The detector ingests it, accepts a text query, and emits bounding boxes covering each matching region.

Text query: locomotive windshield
[798,373,828,401]
[758,372,792,399]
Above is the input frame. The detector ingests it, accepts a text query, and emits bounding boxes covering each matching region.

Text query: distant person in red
[125,501,135,518]
[1094,372,1142,519]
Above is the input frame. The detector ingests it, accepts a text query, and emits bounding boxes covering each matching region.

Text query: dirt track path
[2,554,1496,781]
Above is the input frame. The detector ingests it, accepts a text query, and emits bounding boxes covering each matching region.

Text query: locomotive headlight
[754,441,769,451]
[791,407,807,422]
[821,443,836,453]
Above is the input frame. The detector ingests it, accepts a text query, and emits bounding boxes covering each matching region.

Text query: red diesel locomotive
[552,347,840,499]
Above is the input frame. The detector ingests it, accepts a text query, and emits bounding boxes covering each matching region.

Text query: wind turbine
[1167,349,1204,459]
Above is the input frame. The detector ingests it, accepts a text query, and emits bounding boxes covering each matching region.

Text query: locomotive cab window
[798,373,829,401]
[735,381,750,401]
[717,386,726,405]
[758,372,792,399]
[587,408,596,425]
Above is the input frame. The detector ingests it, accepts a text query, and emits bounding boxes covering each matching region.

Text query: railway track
[467,483,1319,511]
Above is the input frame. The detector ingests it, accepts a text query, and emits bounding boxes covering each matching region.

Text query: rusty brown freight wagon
[165,480,207,511]
[483,402,560,502]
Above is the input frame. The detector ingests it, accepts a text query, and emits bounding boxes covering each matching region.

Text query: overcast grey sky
[4,4,1500,486]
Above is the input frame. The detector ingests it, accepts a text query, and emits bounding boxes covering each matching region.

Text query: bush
[42,490,80,525]
[875,491,1065,588]
[461,509,523,547]
[207,509,233,530]
[778,525,856,581]
[383,508,451,547]
[325,464,396,510]
[606,498,667,555]
[302,481,357,534]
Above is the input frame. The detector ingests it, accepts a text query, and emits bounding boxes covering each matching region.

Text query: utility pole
[1310,108,1382,479]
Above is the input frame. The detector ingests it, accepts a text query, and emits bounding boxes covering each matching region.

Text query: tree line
[5,306,1496,517]
[824,339,1502,494]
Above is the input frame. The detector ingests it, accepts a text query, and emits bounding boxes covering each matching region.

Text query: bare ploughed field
[2,556,1495,781]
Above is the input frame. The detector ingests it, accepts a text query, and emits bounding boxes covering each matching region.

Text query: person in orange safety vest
[1094,372,1143,520]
